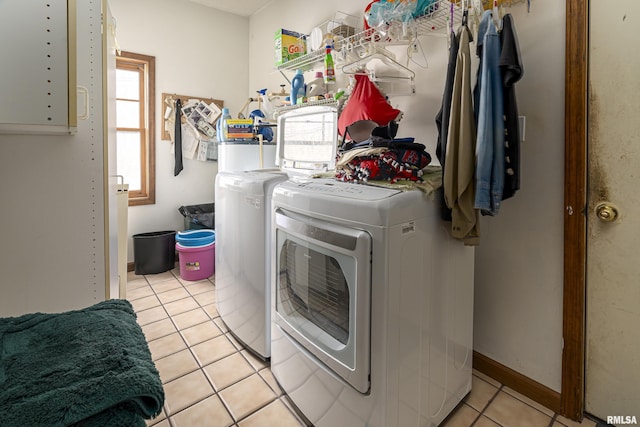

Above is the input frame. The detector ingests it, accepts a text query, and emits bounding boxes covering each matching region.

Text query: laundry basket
[175,229,215,247]
[175,230,215,281]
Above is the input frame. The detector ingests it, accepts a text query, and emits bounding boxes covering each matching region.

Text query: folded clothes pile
[336,145,431,183]
[335,120,432,183]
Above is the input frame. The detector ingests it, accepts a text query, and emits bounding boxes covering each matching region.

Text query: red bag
[338,74,401,137]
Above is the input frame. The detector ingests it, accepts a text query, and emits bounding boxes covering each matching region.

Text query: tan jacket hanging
[444,25,480,246]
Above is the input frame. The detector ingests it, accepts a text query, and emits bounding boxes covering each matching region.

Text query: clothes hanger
[446,0,454,48]
[449,0,454,33]
[492,0,503,30]
[462,0,469,28]
[472,0,484,16]
[342,46,416,96]
[461,0,482,38]
[407,37,429,70]
[460,0,476,41]
[342,46,416,81]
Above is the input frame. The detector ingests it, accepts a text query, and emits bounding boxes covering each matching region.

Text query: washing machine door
[274,208,371,393]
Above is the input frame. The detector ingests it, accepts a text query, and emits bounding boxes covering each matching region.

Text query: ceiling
[187,0,272,17]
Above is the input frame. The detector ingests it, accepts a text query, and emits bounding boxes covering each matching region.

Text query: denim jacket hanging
[474,10,505,215]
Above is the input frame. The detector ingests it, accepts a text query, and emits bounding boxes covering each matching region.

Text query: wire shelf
[276,49,326,73]
[277,0,462,74]
[273,98,339,116]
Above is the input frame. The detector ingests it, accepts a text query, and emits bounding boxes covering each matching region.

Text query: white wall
[249,0,565,392]
[108,0,250,261]
[473,0,566,392]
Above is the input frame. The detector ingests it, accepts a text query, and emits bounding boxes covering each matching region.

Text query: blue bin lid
[176,229,215,246]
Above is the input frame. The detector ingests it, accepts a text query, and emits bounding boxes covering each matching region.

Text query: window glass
[116,131,142,190]
[116,99,140,128]
[279,240,350,344]
[115,69,140,100]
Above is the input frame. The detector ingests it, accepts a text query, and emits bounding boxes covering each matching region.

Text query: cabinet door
[0,0,76,134]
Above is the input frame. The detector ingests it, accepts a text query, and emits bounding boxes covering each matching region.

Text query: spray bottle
[257,88,274,119]
[324,44,336,85]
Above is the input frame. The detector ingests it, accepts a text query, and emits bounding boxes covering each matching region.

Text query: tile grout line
[162,272,239,426]
[136,274,178,427]
[177,274,304,425]
[145,272,197,426]
[479,383,564,427]
[140,271,239,426]
[135,278,552,427]
[160,273,287,426]
[470,384,505,426]
[135,272,541,427]
[233,395,280,425]
[501,385,560,422]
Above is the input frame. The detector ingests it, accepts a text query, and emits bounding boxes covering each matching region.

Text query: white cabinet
[0,0,77,134]
[0,0,117,316]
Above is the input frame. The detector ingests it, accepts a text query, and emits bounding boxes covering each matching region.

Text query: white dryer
[270,177,475,427]
[215,104,338,359]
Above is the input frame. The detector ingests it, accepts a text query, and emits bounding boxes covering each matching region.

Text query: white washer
[271,177,475,427]
[217,141,277,172]
[215,104,338,359]
[215,170,288,358]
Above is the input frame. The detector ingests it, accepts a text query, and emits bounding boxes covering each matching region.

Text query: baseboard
[473,351,561,414]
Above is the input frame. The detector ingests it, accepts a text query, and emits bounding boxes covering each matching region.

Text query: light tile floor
[128,268,601,427]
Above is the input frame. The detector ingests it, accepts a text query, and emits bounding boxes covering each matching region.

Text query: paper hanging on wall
[170,124,199,160]
[181,124,199,160]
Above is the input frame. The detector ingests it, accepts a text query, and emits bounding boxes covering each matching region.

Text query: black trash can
[178,203,214,230]
[133,231,176,275]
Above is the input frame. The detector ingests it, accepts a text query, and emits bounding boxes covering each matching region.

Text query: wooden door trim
[562,0,588,419]
[474,351,561,413]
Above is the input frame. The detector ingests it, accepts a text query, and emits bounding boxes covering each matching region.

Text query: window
[116,51,155,206]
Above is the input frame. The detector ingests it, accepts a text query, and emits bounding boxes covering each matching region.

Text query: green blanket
[0,299,164,426]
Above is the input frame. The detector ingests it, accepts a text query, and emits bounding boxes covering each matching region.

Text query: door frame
[562,0,588,420]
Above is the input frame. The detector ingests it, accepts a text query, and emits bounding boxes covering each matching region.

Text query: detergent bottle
[306,71,326,98]
[290,70,305,105]
[217,107,231,142]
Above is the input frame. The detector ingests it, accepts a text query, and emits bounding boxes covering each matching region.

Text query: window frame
[116,51,156,206]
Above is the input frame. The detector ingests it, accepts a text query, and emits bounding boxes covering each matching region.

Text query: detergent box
[226,119,254,141]
[274,29,306,67]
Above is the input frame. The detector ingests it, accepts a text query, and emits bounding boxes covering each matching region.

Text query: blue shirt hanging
[474,10,505,215]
